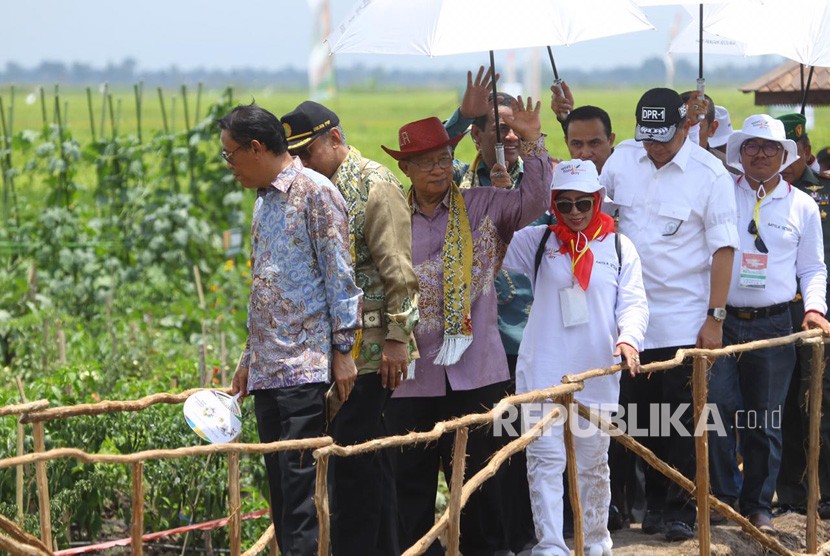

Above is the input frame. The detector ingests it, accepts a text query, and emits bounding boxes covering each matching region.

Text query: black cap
[634,88,687,143]
[281,101,340,151]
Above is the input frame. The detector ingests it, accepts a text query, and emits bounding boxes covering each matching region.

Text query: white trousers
[524,406,613,556]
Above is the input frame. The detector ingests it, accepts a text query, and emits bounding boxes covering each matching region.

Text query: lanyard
[569,226,603,279]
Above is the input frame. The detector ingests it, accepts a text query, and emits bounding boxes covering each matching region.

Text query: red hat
[381,117,464,161]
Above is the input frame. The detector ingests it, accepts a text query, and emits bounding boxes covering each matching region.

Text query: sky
[0,0,767,74]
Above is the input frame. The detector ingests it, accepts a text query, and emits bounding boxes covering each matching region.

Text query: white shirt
[502,227,649,407]
[600,138,739,349]
[727,175,827,313]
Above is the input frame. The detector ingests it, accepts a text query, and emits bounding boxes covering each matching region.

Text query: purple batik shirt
[394,137,552,398]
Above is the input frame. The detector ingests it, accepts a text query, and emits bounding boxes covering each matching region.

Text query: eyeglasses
[408,155,454,172]
[554,197,595,214]
[741,142,783,157]
[221,144,246,164]
[296,136,321,161]
[747,219,769,254]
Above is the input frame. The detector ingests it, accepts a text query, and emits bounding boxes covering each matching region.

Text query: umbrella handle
[695,78,706,121]
[552,79,569,119]
[495,143,505,167]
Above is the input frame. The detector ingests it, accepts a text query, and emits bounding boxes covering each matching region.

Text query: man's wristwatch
[707,307,727,322]
[333,343,354,354]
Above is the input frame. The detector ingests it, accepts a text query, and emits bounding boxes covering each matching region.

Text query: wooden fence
[1,329,829,556]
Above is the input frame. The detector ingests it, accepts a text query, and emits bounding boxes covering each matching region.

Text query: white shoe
[587,541,613,556]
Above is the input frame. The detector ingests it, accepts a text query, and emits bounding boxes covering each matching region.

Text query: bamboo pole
[446,426,469,556]
[241,523,275,556]
[193,265,208,386]
[692,355,710,556]
[56,320,66,366]
[573,402,797,556]
[0,532,51,556]
[38,87,47,130]
[563,394,583,556]
[806,341,824,553]
[131,461,144,556]
[134,82,143,144]
[85,87,96,142]
[315,454,331,556]
[32,422,52,550]
[0,512,51,554]
[99,83,108,139]
[15,378,29,525]
[228,449,241,556]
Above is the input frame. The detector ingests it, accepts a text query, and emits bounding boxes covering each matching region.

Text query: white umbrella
[704,0,830,112]
[327,0,654,164]
[669,6,751,57]
[705,0,830,67]
[327,0,653,57]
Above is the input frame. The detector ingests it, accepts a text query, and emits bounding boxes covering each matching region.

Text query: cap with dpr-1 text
[281,101,340,151]
[634,88,687,143]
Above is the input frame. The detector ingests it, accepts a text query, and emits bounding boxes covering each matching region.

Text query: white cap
[551,160,604,198]
[725,114,798,174]
[708,105,732,148]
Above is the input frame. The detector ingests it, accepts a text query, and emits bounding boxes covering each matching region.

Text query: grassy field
[2,84,829,184]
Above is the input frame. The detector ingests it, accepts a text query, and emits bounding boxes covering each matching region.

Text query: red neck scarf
[549,191,615,290]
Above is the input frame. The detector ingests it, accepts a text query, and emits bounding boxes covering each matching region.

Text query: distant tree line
[0,55,782,90]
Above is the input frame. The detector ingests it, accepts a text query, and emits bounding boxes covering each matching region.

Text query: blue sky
[0,1,766,73]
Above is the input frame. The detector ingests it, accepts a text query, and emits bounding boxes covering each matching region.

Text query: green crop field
[4,84,829,187]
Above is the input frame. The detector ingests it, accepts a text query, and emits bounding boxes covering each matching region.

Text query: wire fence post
[563,393,584,555]
[315,453,331,556]
[692,354,711,555]
[229,448,241,556]
[131,461,144,555]
[32,421,52,550]
[446,426,469,556]
[806,341,825,553]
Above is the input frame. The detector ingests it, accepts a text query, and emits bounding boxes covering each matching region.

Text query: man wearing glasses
[381,100,551,555]
[599,88,739,542]
[280,100,420,556]
[221,104,363,556]
[707,114,830,534]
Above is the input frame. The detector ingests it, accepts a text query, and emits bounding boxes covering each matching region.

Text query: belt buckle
[737,310,753,320]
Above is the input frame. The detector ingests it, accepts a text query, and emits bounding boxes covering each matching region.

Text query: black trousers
[253,382,327,556]
[386,380,509,556]
[619,345,698,526]
[500,354,537,552]
[777,299,830,506]
[330,373,399,556]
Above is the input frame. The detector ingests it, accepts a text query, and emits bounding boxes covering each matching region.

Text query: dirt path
[579,513,830,555]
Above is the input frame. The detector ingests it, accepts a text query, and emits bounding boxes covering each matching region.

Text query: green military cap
[776,113,807,141]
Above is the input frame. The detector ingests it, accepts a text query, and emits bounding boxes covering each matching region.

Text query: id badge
[560,284,589,328]
[738,253,768,289]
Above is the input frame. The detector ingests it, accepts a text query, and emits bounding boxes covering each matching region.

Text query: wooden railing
[1,329,829,556]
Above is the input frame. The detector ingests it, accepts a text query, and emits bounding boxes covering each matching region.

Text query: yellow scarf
[410,182,473,365]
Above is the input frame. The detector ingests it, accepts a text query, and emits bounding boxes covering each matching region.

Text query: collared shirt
[600,138,739,349]
[503,228,648,407]
[394,136,552,398]
[242,157,363,391]
[727,176,827,313]
[330,146,420,373]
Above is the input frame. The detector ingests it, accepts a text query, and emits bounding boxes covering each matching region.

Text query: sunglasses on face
[296,135,322,161]
[554,197,595,214]
[741,142,783,157]
[747,219,769,254]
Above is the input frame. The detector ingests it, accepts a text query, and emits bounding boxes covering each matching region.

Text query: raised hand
[550,80,574,122]
[460,65,499,119]
[503,95,542,142]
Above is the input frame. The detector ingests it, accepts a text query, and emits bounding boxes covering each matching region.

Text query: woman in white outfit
[502,160,649,556]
